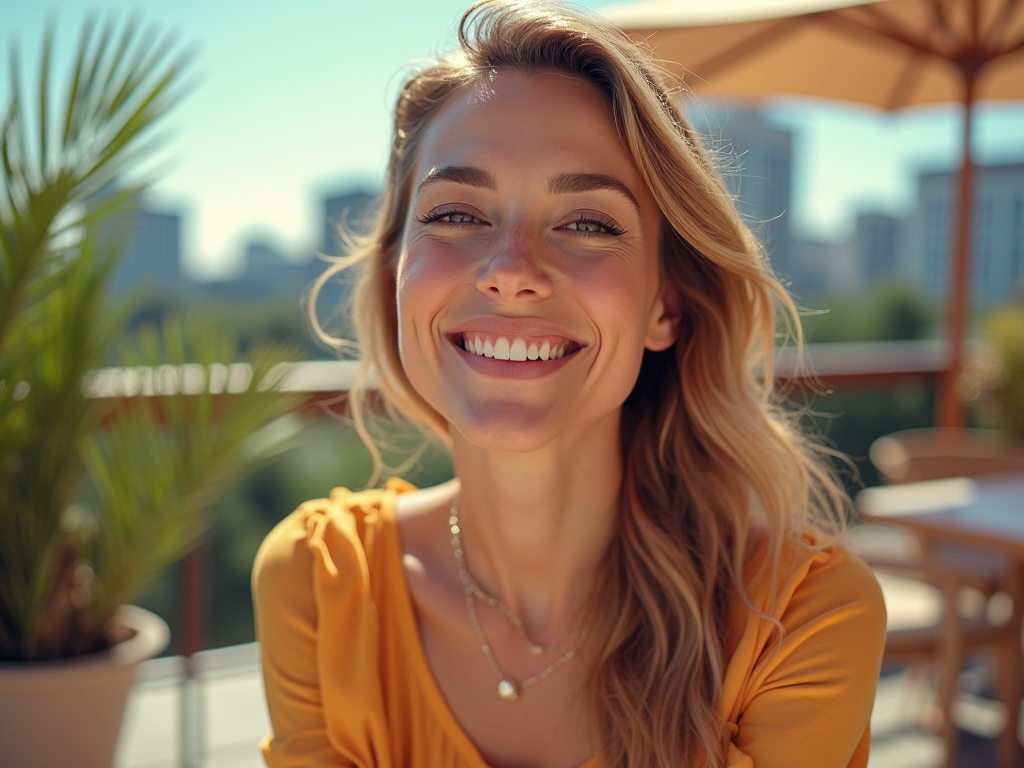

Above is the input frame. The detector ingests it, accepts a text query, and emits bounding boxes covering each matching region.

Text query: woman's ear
[644,285,682,352]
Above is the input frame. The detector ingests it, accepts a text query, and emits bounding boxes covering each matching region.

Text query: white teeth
[493,337,511,360]
[461,335,574,361]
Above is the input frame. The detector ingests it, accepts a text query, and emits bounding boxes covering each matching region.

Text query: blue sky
[3,0,1023,278]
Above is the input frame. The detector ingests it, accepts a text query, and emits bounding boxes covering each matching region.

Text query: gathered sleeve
[251,493,392,768]
[721,541,887,768]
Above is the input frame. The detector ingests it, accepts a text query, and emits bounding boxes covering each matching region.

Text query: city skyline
[4,0,1024,279]
[116,153,1024,311]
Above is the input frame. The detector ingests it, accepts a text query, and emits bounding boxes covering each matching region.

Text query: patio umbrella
[602,0,1024,428]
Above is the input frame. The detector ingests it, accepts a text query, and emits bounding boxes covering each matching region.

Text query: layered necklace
[449,498,591,702]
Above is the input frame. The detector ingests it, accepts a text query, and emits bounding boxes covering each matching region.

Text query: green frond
[82,323,302,630]
[0,15,197,661]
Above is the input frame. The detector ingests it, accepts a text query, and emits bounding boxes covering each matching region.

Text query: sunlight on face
[395,69,673,452]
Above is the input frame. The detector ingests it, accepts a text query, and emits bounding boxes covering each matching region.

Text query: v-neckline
[381,485,601,768]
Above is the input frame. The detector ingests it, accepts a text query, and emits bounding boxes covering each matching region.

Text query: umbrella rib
[922,0,961,52]
[838,4,948,57]
[970,0,982,50]
[984,0,1024,52]
[819,7,943,59]
[989,30,1024,56]
[885,50,927,109]
[688,16,810,82]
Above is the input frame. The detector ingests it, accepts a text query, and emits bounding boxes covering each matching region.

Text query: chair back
[870,428,1024,484]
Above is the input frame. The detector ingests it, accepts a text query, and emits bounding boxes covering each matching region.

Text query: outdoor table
[857,472,1024,768]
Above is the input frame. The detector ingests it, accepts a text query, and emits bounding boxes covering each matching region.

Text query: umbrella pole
[936,70,976,430]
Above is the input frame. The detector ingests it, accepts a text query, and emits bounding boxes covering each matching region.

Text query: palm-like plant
[964,305,1024,440]
[0,19,299,661]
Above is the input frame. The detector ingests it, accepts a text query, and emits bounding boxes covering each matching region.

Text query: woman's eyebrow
[417,165,497,194]
[548,173,640,214]
[415,166,641,215]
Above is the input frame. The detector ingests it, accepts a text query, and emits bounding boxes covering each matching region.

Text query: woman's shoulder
[720,526,887,765]
[724,524,887,683]
[739,523,885,619]
[251,478,417,598]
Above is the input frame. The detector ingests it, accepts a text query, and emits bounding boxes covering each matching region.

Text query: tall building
[311,188,378,341]
[855,213,903,288]
[104,205,183,298]
[905,162,1024,306]
[687,105,794,278]
[323,189,377,256]
[217,239,321,298]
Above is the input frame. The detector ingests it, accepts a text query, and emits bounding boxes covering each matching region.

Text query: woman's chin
[446,405,571,454]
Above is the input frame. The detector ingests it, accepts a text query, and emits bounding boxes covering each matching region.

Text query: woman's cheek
[395,242,463,394]
[398,238,460,293]
[564,256,649,339]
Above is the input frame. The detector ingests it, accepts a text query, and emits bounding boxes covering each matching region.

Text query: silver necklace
[449,498,591,702]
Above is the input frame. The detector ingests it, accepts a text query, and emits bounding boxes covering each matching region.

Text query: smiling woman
[251,2,886,768]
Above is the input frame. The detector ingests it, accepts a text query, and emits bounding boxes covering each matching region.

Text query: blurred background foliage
[961,305,1024,439]
[800,280,934,343]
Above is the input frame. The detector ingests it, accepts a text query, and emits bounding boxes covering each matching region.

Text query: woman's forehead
[411,69,645,196]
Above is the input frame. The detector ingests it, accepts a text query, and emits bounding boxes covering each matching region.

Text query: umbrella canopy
[603,0,1024,430]
[603,0,1024,108]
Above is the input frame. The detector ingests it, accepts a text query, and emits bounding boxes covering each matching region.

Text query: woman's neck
[449,407,622,643]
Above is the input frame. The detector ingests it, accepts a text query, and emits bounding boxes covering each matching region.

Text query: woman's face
[395,68,676,452]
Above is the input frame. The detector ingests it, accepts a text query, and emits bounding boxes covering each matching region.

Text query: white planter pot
[0,605,170,768]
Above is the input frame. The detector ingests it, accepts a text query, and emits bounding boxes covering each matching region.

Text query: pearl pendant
[497,678,519,702]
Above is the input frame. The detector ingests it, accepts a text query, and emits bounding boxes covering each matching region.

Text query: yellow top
[253,480,886,768]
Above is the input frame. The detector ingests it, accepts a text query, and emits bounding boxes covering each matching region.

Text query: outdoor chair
[860,428,1024,768]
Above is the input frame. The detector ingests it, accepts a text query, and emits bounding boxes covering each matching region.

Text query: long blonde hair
[309,2,848,765]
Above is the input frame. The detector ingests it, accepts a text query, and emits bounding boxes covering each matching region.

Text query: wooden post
[178,543,207,657]
[178,542,207,768]
[935,67,977,429]
[997,562,1024,768]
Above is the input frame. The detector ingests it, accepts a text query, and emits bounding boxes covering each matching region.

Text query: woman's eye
[417,208,483,226]
[561,216,626,237]
[565,220,605,234]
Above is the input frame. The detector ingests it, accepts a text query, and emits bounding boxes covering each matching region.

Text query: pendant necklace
[449,497,591,702]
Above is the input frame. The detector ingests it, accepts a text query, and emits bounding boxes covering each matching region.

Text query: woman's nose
[475,226,554,301]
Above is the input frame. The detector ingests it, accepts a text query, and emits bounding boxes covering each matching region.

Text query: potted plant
[0,18,299,768]
[961,303,1024,439]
